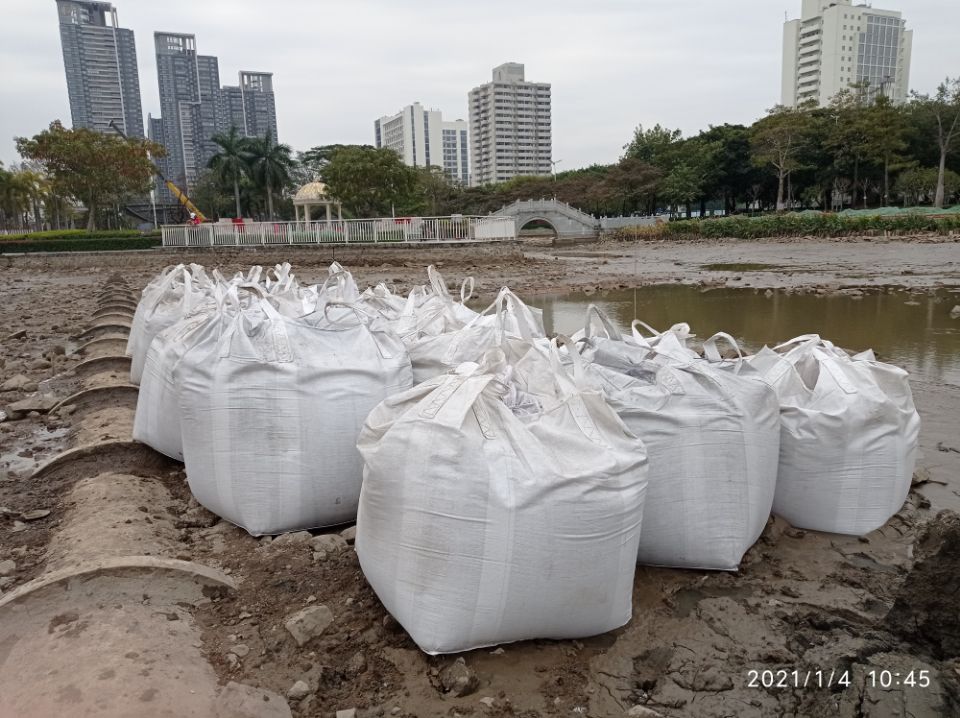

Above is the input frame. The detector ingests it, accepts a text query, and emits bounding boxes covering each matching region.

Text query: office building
[468,63,552,186]
[55,0,144,136]
[782,0,913,107]
[374,103,469,185]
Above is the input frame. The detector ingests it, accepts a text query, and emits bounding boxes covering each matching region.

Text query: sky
[2,0,958,171]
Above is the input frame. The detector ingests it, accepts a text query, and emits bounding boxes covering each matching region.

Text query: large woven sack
[177,298,412,535]
[406,288,545,384]
[356,342,648,654]
[128,264,183,362]
[578,309,780,570]
[129,265,209,384]
[747,335,920,535]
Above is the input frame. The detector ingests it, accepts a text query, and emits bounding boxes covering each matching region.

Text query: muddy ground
[1,236,959,717]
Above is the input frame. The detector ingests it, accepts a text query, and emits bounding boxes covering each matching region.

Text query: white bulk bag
[747,335,920,535]
[128,264,184,361]
[129,265,209,384]
[407,288,546,384]
[133,287,234,460]
[356,343,648,655]
[578,309,780,570]
[177,299,412,535]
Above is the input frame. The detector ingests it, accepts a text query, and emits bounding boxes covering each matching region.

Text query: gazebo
[293,181,342,223]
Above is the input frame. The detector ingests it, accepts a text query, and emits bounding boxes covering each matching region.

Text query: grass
[0,229,158,242]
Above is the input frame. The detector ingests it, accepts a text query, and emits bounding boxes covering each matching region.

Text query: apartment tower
[468,63,551,186]
[55,0,144,136]
[219,72,279,140]
[374,103,469,185]
[782,0,913,107]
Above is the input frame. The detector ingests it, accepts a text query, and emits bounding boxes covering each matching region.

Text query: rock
[479,696,496,709]
[627,707,664,717]
[0,560,15,576]
[272,530,313,546]
[284,605,334,646]
[57,404,76,418]
[287,680,311,701]
[20,509,50,521]
[6,330,26,341]
[0,577,13,590]
[0,375,32,392]
[29,358,51,370]
[11,521,27,533]
[950,305,960,319]
[340,526,357,544]
[439,657,479,697]
[310,534,347,554]
[229,644,251,658]
[346,651,367,675]
[180,504,219,529]
[215,681,292,718]
[5,396,58,419]
[336,710,357,718]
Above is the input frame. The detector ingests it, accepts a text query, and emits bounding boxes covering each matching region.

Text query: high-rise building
[468,63,552,187]
[782,0,913,107]
[55,0,144,137]
[374,103,469,185]
[217,72,279,139]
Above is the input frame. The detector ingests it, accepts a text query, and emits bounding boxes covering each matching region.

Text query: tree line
[4,78,959,231]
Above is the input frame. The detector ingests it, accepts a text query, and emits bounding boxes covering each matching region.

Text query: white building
[374,103,469,185]
[468,63,552,187]
[782,0,913,107]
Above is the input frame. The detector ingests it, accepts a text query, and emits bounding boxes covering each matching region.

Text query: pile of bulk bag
[356,341,648,654]
[577,307,780,570]
[177,296,412,535]
[747,335,920,535]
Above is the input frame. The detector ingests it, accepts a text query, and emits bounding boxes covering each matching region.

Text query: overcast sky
[2,0,958,171]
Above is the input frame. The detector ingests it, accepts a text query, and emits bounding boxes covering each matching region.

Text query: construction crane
[109,120,207,223]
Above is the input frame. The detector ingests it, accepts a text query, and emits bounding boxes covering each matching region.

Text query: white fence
[161,216,517,248]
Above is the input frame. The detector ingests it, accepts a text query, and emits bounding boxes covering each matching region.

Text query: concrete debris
[439,657,480,697]
[335,709,357,718]
[20,510,50,522]
[310,534,348,554]
[340,525,357,545]
[626,707,664,717]
[950,305,960,318]
[0,375,33,392]
[479,696,497,708]
[287,680,311,700]
[284,605,334,646]
[5,396,58,419]
[229,644,251,658]
[0,560,16,577]
[271,530,313,546]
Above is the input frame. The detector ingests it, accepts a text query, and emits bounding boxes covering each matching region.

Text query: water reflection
[524,287,960,386]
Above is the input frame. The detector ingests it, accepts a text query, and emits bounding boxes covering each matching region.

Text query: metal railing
[161,216,517,248]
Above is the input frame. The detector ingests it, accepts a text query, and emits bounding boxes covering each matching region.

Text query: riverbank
[1,238,958,717]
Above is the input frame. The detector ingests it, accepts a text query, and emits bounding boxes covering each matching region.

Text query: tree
[862,96,909,206]
[622,124,682,165]
[16,121,162,230]
[247,130,293,220]
[415,166,456,216]
[910,79,960,208]
[208,126,252,219]
[323,146,419,218]
[896,167,960,206]
[751,106,813,211]
[697,124,758,214]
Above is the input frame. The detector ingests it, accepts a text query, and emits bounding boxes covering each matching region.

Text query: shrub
[0,237,162,254]
[608,212,960,241]
[0,229,158,242]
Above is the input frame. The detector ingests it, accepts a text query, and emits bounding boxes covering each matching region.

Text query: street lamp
[551,159,563,183]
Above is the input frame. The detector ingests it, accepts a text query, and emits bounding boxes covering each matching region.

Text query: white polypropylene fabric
[406,287,546,384]
[577,308,780,570]
[128,265,208,384]
[747,335,920,535]
[133,295,227,460]
[356,343,648,654]
[177,298,412,535]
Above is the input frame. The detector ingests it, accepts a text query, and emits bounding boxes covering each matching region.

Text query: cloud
[2,0,956,171]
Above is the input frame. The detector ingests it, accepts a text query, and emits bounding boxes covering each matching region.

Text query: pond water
[522,286,960,387]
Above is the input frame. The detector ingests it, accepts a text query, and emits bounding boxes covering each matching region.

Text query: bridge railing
[161,216,517,248]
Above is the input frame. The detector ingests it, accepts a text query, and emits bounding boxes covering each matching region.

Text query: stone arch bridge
[492,199,600,239]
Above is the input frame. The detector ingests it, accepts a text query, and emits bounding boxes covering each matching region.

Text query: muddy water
[525,286,960,386]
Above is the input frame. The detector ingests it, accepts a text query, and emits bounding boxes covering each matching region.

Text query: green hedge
[0,237,162,254]
[0,229,159,242]
[612,212,960,241]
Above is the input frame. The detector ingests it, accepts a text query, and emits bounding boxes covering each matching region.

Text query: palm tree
[208,126,253,219]
[247,130,293,220]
